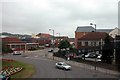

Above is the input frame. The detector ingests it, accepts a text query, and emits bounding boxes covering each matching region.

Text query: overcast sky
[0,0,119,38]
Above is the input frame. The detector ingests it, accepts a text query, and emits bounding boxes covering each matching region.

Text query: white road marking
[25,57,29,58]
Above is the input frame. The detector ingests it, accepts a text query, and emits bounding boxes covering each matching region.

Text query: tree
[101,35,114,64]
[58,40,70,50]
[56,40,70,57]
[2,42,13,54]
[115,36,120,71]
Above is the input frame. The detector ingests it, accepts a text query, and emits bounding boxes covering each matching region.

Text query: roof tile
[78,32,107,40]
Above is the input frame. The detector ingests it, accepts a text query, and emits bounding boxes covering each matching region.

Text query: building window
[94,42,96,46]
[88,41,91,46]
[11,45,15,48]
[103,41,105,45]
[96,41,99,46]
[78,42,82,46]
[99,41,104,46]
[91,41,95,46]
[16,45,20,48]
[82,41,85,46]
[91,42,93,46]
[99,42,101,45]
[85,42,88,46]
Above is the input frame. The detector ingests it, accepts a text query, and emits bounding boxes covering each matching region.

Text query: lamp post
[49,29,55,60]
[58,33,60,37]
[113,38,116,64]
[90,23,97,70]
[90,23,96,32]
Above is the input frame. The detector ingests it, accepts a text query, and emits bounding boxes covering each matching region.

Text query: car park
[55,62,71,70]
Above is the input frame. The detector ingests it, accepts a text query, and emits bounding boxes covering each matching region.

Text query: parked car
[55,62,71,70]
[48,49,53,52]
[74,54,84,59]
[96,54,102,62]
[97,54,102,59]
[97,58,101,62]
[45,44,50,47]
[12,51,22,55]
[65,53,76,58]
[85,52,96,58]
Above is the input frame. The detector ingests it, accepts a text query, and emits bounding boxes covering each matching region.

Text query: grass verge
[2,59,36,78]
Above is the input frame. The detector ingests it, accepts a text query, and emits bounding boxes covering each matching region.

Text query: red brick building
[2,37,39,51]
[31,38,51,46]
[75,26,111,50]
[75,26,95,49]
[36,33,51,38]
[76,32,107,49]
[32,33,51,46]
[2,37,26,51]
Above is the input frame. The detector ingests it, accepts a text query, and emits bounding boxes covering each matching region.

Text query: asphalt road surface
[2,49,119,78]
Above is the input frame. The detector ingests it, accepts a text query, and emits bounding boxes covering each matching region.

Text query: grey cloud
[2,0,119,37]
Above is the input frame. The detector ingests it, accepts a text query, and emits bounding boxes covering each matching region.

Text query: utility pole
[90,23,97,70]
[49,29,55,60]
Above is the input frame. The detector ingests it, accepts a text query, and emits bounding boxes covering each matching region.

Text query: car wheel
[56,66,59,69]
[63,67,66,70]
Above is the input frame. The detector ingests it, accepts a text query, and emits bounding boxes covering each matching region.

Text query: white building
[109,28,120,38]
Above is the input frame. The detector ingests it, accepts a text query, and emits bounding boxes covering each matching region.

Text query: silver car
[55,62,71,70]
[12,51,22,55]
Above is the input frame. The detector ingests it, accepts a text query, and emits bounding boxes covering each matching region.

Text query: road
[2,48,118,78]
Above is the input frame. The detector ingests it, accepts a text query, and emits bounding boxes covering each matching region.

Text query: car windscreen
[62,63,68,66]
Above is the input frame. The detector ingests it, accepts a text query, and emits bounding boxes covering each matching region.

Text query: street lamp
[90,23,96,32]
[113,38,116,64]
[49,29,55,60]
[90,23,97,70]
[57,33,60,37]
